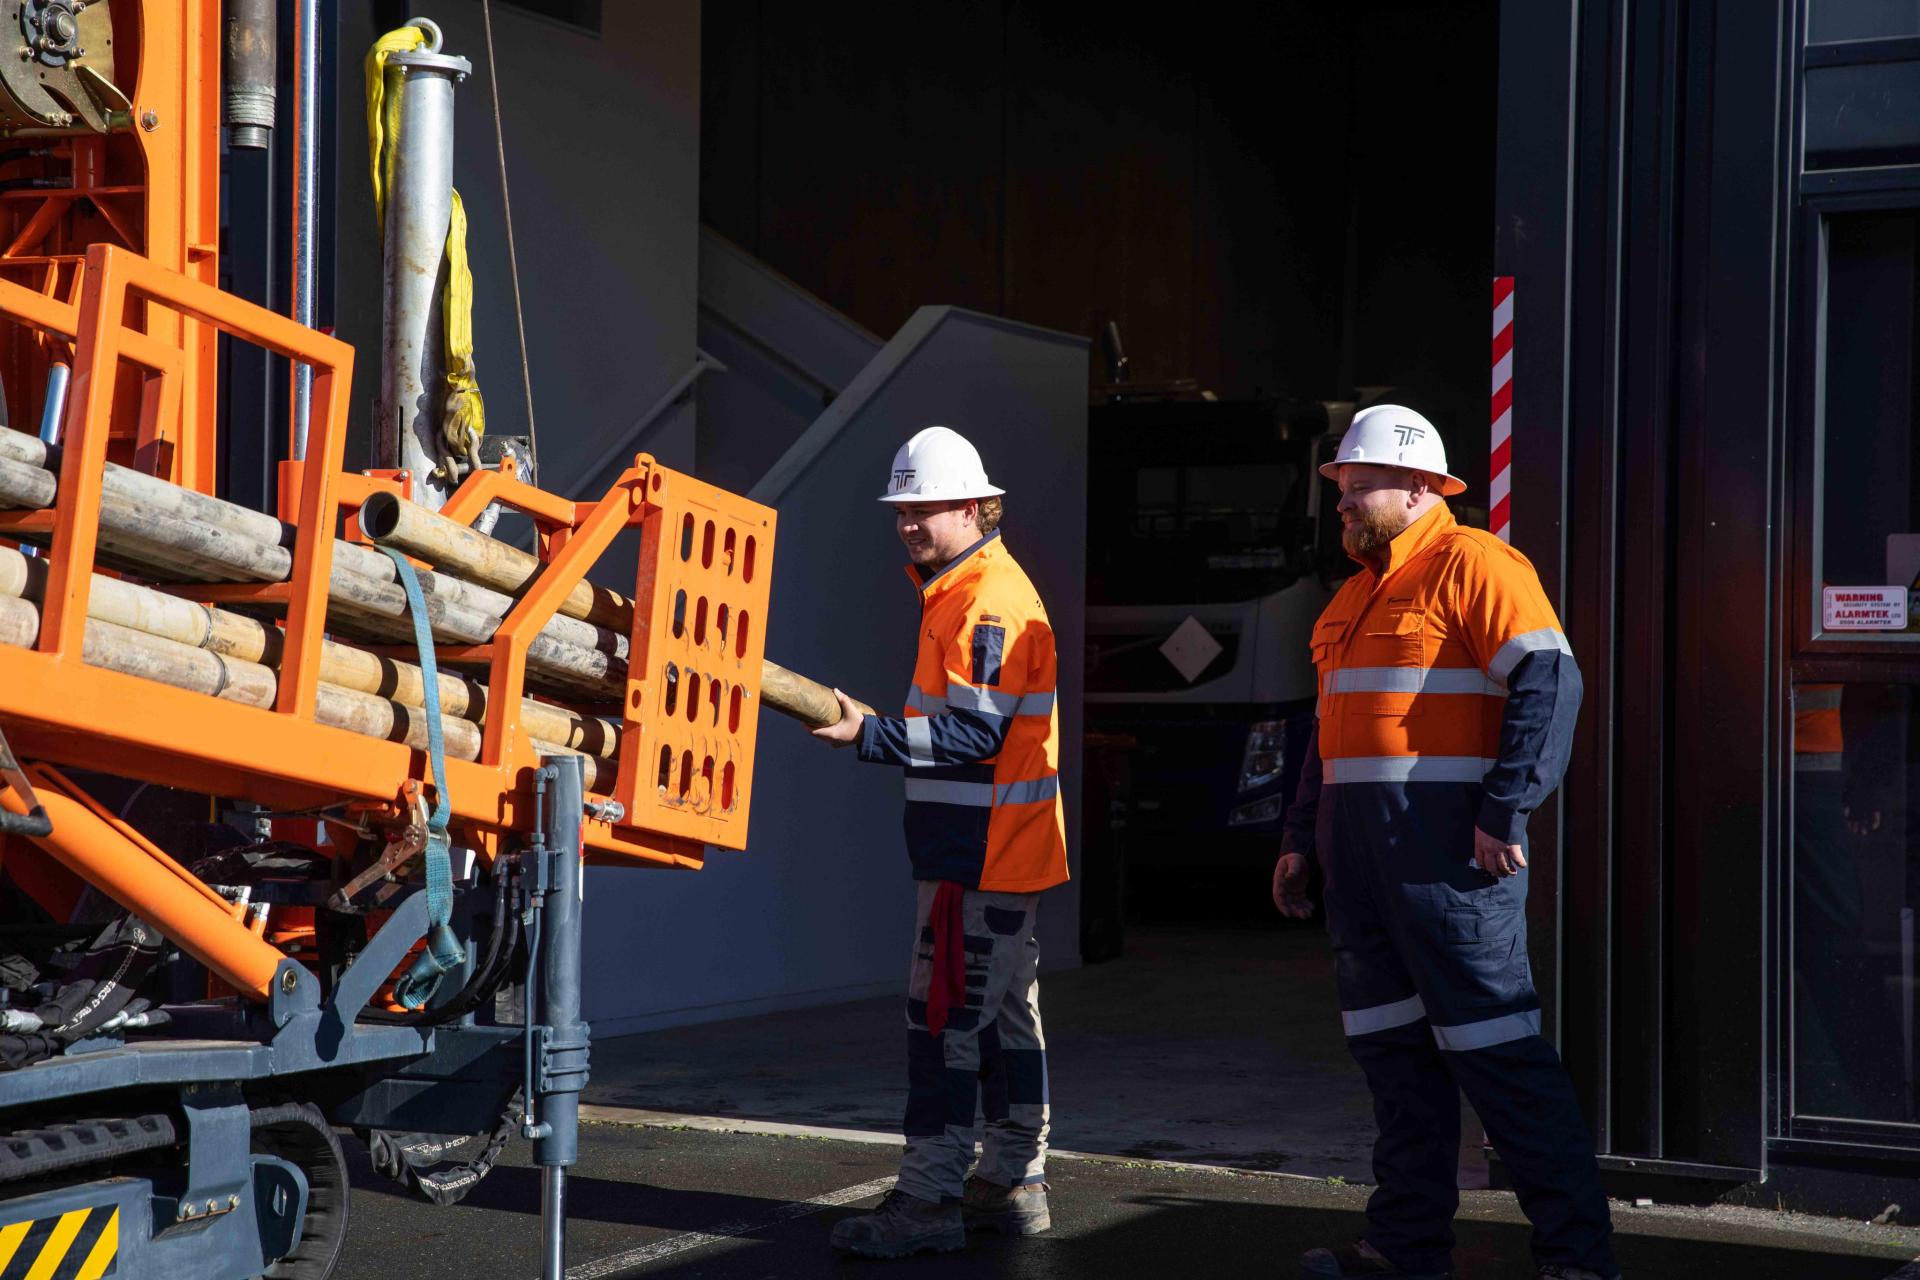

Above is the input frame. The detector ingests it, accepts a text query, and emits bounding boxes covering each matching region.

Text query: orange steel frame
[0,243,777,1006]
[0,0,221,490]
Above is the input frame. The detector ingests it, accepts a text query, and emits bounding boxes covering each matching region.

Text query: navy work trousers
[1317,778,1616,1277]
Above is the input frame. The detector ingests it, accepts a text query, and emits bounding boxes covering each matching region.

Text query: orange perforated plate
[615,467,775,853]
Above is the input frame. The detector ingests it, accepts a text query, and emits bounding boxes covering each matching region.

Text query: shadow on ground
[337,1127,1920,1280]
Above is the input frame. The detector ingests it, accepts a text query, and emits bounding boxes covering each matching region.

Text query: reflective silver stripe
[1323,756,1495,784]
[938,681,1055,717]
[1797,688,1843,711]
[1323,666,1505,696]
[998,775,1060,806]
[905,717,936,768]
[1487,628,1572,685]
[1430,1008,1541,1051]
[905,686,947,714]
[1016,690,1057,715]
[1341,993,1427,1037]
[905,778,993,806]
[1793,751,1842,773]
[902,775,1059,807]
[945,682,1021,717]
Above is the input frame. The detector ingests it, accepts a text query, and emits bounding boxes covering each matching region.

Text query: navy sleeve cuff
[854,715,887,763]
[1476,797,1529,846]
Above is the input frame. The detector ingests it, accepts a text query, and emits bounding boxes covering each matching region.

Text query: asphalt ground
[334,1119,1920,1280]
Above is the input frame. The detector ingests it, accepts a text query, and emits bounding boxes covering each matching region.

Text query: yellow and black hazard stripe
[0,1203,118,1280]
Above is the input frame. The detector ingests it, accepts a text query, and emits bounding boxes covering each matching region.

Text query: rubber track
[0,1113,177,1183]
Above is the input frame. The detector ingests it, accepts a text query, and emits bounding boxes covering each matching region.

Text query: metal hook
[405,16,444,53]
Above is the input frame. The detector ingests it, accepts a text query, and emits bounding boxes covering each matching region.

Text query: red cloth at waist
[926,880,966,1035]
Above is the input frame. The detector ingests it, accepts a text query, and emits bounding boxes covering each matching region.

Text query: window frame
[1789,191,1920,657]
[1777,5,1920,1147]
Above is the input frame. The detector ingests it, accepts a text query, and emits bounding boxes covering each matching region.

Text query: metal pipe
[533,757,586,1280]
[541,1166,567,1280]
[358,489,635,631]
[37,363,68,446]
[377,23,471,509]
[22,363,67,558]
[223,0,277,151]
[291,0,321,460]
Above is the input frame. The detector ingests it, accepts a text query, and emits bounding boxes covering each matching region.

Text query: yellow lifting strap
[365,25,486,466]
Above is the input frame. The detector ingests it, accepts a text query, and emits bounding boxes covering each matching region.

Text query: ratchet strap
[380,547,464,1010]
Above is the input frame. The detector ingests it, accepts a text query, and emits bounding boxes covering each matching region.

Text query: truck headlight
[1228,795,1287,827]
[1237,720,1286,794]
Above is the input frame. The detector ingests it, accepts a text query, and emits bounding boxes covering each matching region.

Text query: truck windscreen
[1087,403,1316,606]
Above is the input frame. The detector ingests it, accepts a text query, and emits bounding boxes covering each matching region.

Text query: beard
[1342,504,1411,559]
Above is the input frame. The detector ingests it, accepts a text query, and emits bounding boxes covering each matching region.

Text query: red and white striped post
[1490,276,1514,543]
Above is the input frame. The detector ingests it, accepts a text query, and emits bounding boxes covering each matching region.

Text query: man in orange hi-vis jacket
[812,425,1069,1260]
[1275,406,1618,1280]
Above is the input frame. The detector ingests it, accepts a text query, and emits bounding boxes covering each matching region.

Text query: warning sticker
[1822,585,1910,631]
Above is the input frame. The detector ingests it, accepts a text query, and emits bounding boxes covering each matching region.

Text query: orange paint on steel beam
[1,769,282,1000]
[128,0,223,491]
[0,643,698,866]
[37,259,125,657]
[35,766,236,916]
[442,466,579,528]
[481,471,640,767]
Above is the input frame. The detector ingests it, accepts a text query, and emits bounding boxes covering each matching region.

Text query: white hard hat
[1319,404,1467,497]
[878,425,1006,503]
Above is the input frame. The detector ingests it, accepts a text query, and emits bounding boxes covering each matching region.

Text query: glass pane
[1791,680,1920,1123]
[1818,211,1920,637]
[1811,0,1920,43]
[1806,64,1920,169]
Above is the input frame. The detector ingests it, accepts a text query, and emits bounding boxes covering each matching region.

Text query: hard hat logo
[1320,404,1468,498]
[878,425,1007,504]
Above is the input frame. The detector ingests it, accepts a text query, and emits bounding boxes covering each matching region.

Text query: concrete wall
[694,228,883,496]
[593,308,1089,1034]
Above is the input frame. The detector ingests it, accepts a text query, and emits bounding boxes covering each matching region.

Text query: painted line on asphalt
[558,1174,897,1279]
[580,1104,1328,1183]
[581,1105,905,1147]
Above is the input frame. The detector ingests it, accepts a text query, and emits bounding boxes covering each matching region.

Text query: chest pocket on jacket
[1352,608,1428,717]
[1309,617,1349,682]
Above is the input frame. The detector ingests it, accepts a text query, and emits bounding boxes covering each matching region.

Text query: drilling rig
[0,5,838,1277]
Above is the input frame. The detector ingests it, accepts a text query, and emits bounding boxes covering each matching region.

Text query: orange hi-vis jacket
[1292,502,1576,845]
[856,531,1070,892]
[1794,684,1843,773]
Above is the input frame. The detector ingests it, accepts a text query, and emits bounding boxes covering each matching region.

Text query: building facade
[1498,0,1920,1211]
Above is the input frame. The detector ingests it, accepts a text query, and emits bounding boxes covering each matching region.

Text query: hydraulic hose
[0,915,166,1069]
[361,858,520,1027]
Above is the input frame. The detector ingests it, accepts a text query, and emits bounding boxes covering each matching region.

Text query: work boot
[828,1189,965,1258]
[962,1176,1051,1235]
[1535,1267,1621,1280]
[1300,1240,1450,1279]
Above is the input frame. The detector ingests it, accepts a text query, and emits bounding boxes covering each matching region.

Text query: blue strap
[379,546,465,1010]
